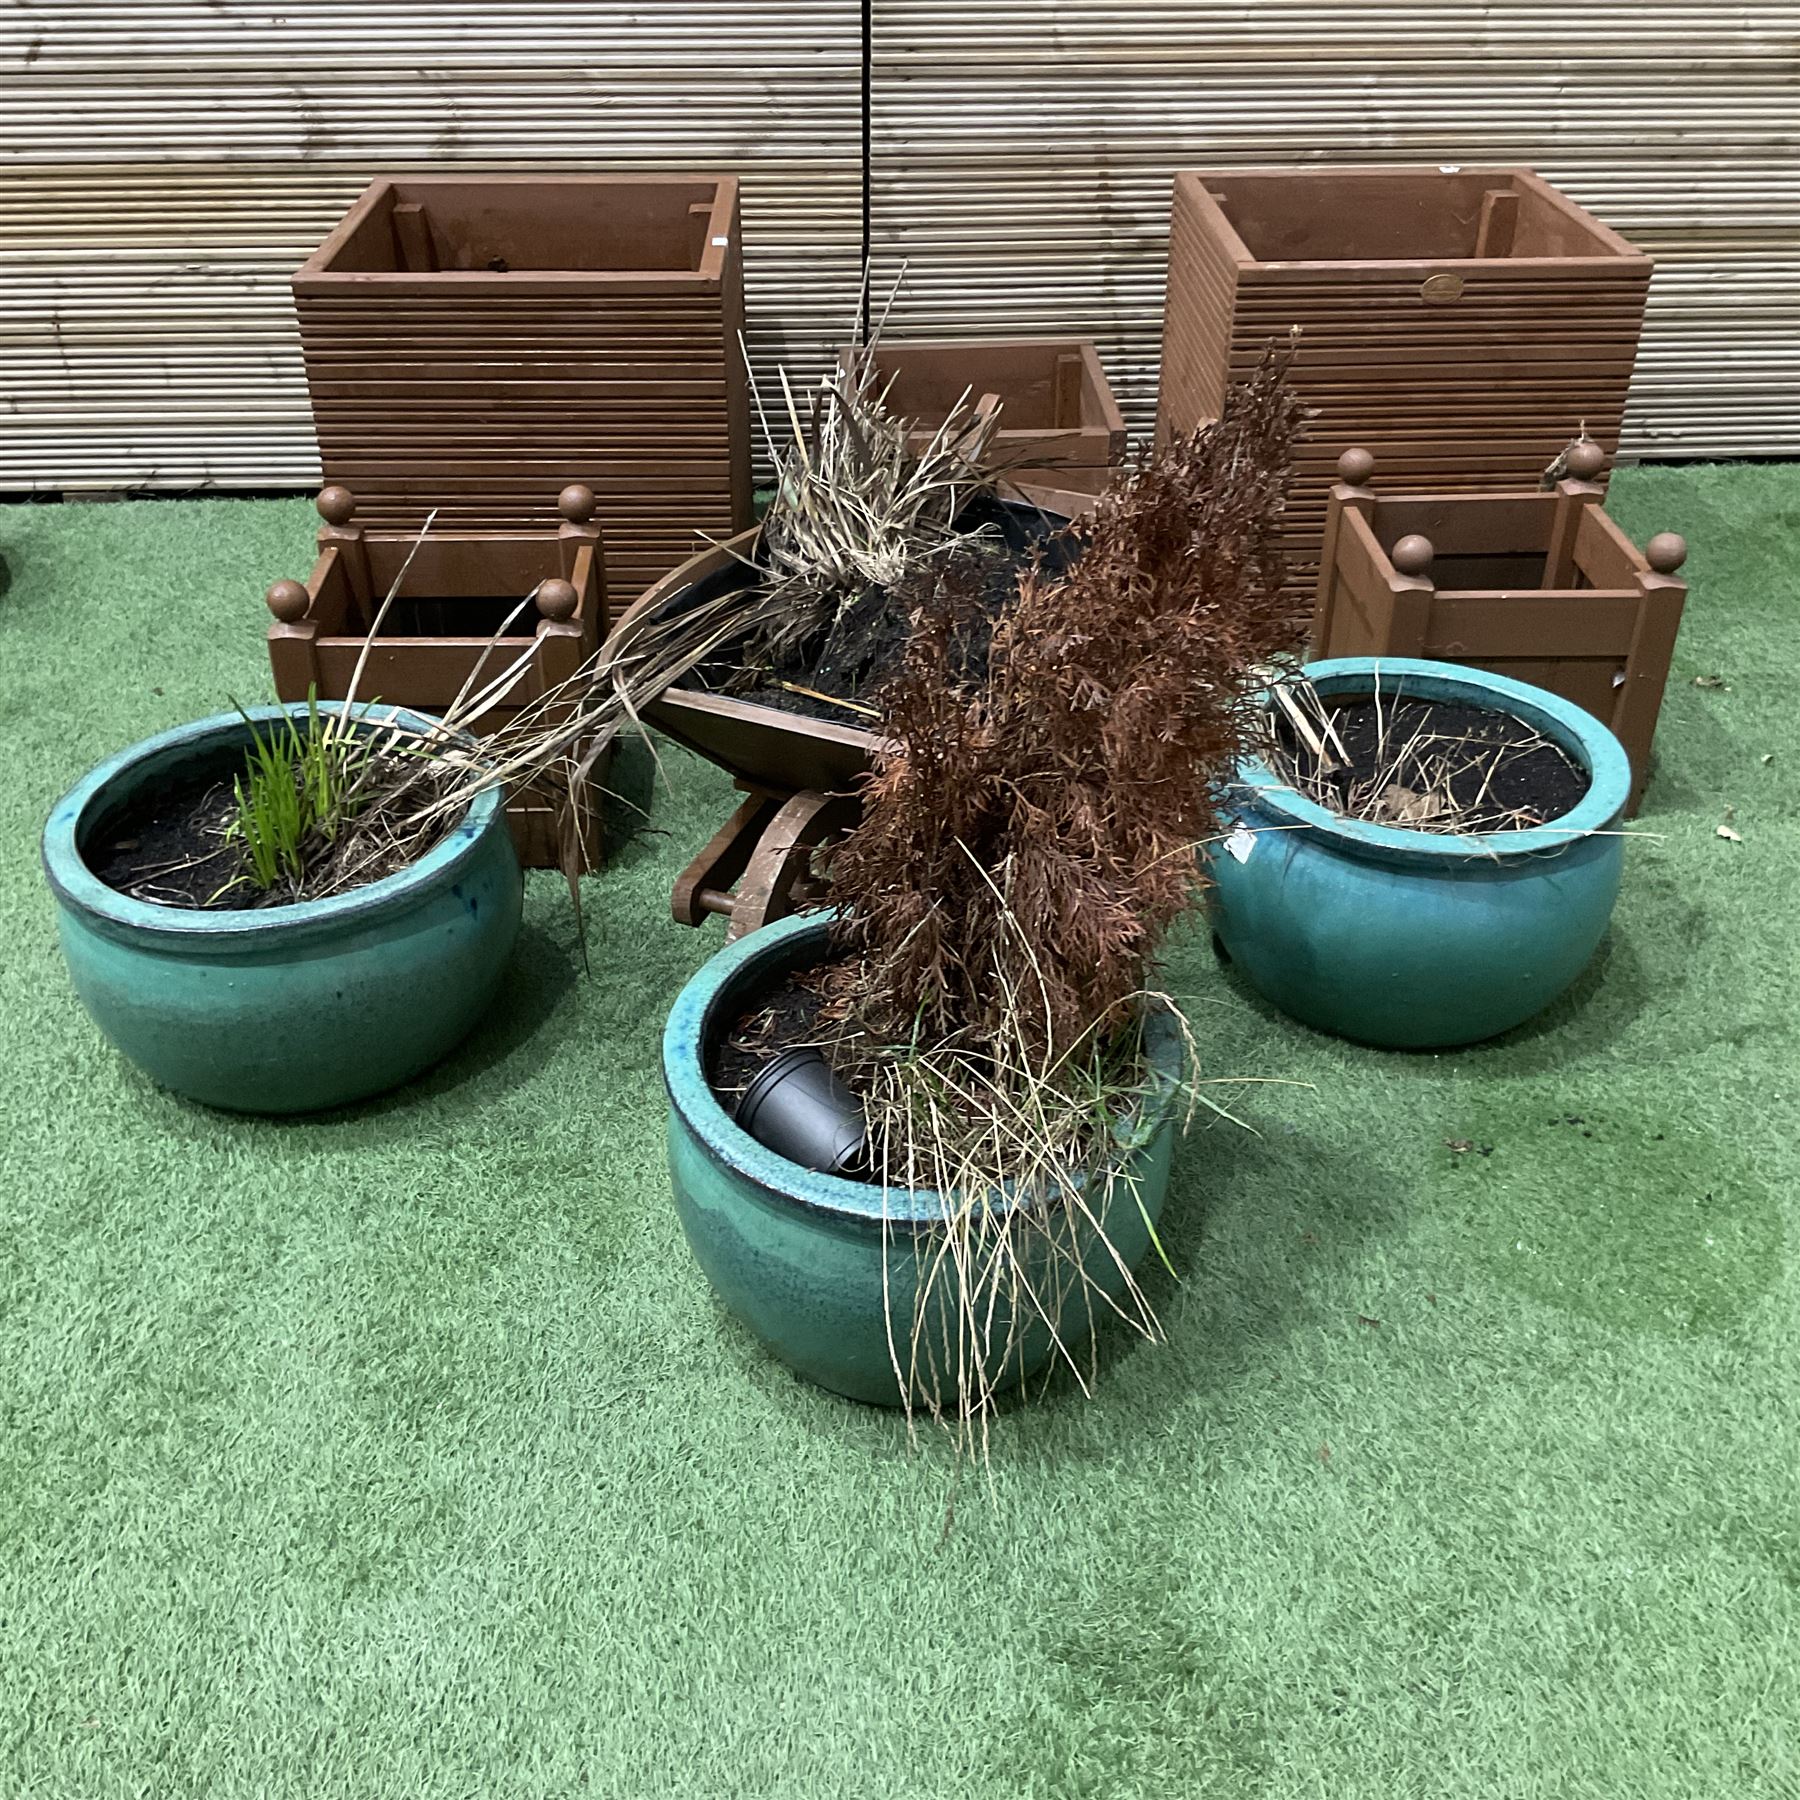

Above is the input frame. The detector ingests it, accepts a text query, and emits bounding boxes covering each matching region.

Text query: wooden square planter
[263,484,608,868]
[838,338,1127,485]
[293,174,752,624]
[1159,166,1651,592]
[1310,445,1688,815]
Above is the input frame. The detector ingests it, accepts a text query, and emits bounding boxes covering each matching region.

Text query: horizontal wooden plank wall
[4,1,1795,500]
[870,1,1799,458]
[0,2,862,497]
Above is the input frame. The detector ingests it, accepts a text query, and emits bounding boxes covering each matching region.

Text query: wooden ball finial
[558,484,597,523]
[1646,532,1688,574]
[316,484,355,525]
[1337,447,1376,487]
[537,578,579,621]
[1392,533,1435,577]
[266,579,310,622]
[1566,439,1607,481]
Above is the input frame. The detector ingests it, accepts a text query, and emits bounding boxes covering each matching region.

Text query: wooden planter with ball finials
[265,483,608,868]
[1310,441,1688,815]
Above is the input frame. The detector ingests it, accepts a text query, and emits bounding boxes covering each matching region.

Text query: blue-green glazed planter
[663,914,1183,1407]
[1208,658,1631,1050]
[43,703,523,1113]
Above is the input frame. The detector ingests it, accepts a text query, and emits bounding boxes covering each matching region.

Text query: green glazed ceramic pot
[1207,658,1632,1049]
[663,913,1184,1407]
[42,703,522,1113]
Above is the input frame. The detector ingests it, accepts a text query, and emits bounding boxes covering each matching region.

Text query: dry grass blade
[822,922,1199,1462]
[737,287,1008,676]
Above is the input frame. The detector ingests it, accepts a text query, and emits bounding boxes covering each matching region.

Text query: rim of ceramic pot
[1228,657,1634,866]
[42,702,503,951]
[663,911,1183,1230]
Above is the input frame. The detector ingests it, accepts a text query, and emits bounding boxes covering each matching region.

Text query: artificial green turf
[1,468,1796,1797]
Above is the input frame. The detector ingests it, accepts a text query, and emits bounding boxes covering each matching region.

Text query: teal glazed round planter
[663,914,1183,1407]
[1207,658,1632,1049]
[42,704,523,1113]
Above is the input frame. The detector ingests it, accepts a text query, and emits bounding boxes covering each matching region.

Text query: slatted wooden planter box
[1158,166,1651,593]
[837,337,1127,486]
[293,174,752,624]
[1311,445,1688,814]
[263,484,607,867]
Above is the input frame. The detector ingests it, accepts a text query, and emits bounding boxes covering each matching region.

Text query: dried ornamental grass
[808,346,1308,1441]
[724,296,1010,692]
[164,504,773,910]
[826,343,1308,1058]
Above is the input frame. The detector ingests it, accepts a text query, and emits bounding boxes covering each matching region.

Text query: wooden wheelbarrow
[610,479,1100,939]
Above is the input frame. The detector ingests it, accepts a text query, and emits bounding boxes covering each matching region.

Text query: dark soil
[1274,694,1590,831]
[677,491,1081,725]
[87,751,245,906]
[374,595,539,639]
[709,962,840,1111]
[88,743,453,910]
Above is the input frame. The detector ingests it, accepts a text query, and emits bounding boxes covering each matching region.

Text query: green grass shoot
[222,690,368,894]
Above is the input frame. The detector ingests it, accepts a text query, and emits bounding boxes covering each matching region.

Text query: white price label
[1223,825,1257,864]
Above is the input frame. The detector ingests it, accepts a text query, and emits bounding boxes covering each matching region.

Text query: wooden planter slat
[1574,504,1653,589]
[1423,593,1644,657]
[1366,496,1554,551]
[294,175,752,625]
[1310,447,1688,815]
[306,383,731,402]
[836,337,1127,484]
[1160,166,1651,595]
[263,485,609,869]
[322,457,734,474]
[310,388,734,403]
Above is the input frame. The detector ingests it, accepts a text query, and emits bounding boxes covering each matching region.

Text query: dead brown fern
[824,345,1306,1058]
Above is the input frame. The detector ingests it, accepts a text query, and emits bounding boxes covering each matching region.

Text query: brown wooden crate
[265,494,608,865]
[835,335,1128,473]
[294,175,750,615]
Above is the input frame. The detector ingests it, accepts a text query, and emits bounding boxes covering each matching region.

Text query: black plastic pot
[735,1048,868,1177]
